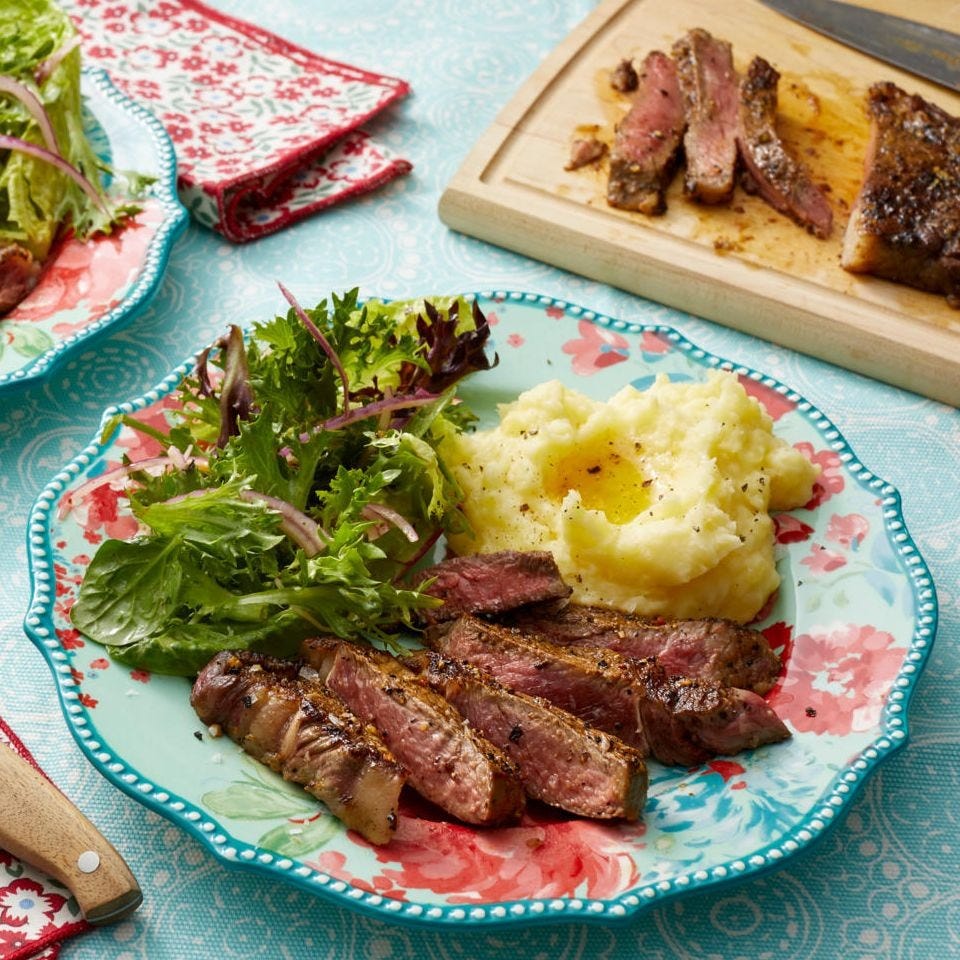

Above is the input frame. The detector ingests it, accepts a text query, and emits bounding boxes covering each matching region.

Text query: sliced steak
[432,616,790,766]
[413,550,571,624]
[672,29,739,204]
[841,82,960,306]
[566,136,607,171]
[430,615,650,753]
[0,243,41,315]
[631,658,790,765]
[190,651,405,845]
[737,56,833,238]
[300,638,525,825]
[509,603,781,694]
[607,50,686,215]
[405,650,648,819]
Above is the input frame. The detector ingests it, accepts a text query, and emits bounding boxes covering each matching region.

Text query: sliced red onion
[240,489,327,557]
[277,282,351,414]
[361,503,419,543]
[34,36,81,86]
[0,134,108,216]
[320,392,438,432]
[58,452,210,518]
[0,76,59,152]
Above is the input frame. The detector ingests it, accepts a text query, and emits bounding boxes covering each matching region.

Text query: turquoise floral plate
[23,293,937,927]
[0,68,186,389]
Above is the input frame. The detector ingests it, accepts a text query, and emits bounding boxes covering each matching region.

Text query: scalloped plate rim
[0,66,188,390]
[22,290,939,928]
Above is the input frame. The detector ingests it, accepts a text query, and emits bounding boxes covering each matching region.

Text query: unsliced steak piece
[300,638,526,825]
[190,651,405,845]
[413,550,571,624]
[607,50,686,215]
[737,57,833,238]
[509,604,781,694]
[0,243,41,315]
[432,616,790,766]
[841,82,960,306]
[672,29,739,204]
[405,650,648,819]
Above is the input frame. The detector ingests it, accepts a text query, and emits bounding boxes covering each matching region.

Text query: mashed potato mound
[441,371,818,622]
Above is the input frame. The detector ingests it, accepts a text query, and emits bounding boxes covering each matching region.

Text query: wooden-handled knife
[0,743,142,925]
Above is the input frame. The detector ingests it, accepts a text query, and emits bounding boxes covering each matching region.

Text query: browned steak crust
[191,650,405,845]
[841,82,960,306]
[737,56,833,238]
[300,638,526,825]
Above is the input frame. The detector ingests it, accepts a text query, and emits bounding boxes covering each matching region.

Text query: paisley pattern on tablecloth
[1,0,958,957]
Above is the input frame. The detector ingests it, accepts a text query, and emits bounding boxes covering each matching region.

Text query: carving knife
[0,740,143,925]
[758,0,960,92]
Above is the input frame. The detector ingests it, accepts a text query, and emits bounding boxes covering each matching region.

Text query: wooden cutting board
[439,0,960,406]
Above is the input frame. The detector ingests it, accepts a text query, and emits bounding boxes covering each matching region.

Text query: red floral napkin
[0,720,89,960]
[64,0,413,241]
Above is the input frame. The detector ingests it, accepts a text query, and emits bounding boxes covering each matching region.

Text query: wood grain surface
[439,0,960,405]
[0,744,142,925]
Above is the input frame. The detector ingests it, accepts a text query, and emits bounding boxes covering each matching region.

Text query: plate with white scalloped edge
[23,292,937,927]
[0,67,187,389]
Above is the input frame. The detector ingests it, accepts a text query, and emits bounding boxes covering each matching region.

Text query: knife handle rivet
[77,850,101,874]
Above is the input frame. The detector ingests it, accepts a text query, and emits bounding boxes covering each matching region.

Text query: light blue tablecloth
[2,2,958,957]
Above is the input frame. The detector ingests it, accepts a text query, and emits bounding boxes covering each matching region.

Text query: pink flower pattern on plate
[313,802,644,904]
[562,319,630,374]
[770,624,905,735]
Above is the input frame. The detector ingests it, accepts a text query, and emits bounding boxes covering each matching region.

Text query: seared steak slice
[405,650,648,819]
[631,658,790,765]
[0,243,41,315]
[414,550,571,624]
[841,82,960,306]
[737,57,833,238]
[191,651,405,845]
[566,137,607,171]
[607,50,685,215]
[300,638,525,825]
[509,604,781,694]
[672,29,739,204]
[430,615,649,752]
[432,616,790,766]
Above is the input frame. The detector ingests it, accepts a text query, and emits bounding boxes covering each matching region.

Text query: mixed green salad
[1,0,143,284]
[69,288,496,676]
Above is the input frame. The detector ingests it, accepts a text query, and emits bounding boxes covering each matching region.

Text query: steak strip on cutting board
[736,56,833,238]
[672,28,740,204]
[300,638,526,825]
[190,650,405,845]
[607,49,686,215]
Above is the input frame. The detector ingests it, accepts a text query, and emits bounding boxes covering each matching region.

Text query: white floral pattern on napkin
[64,0,412,240]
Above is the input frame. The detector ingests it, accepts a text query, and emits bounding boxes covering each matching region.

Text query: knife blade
[0,741,143,925]
[759,0,960,92]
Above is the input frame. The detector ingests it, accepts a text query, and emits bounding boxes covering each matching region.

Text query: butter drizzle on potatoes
[440,371,818,623]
